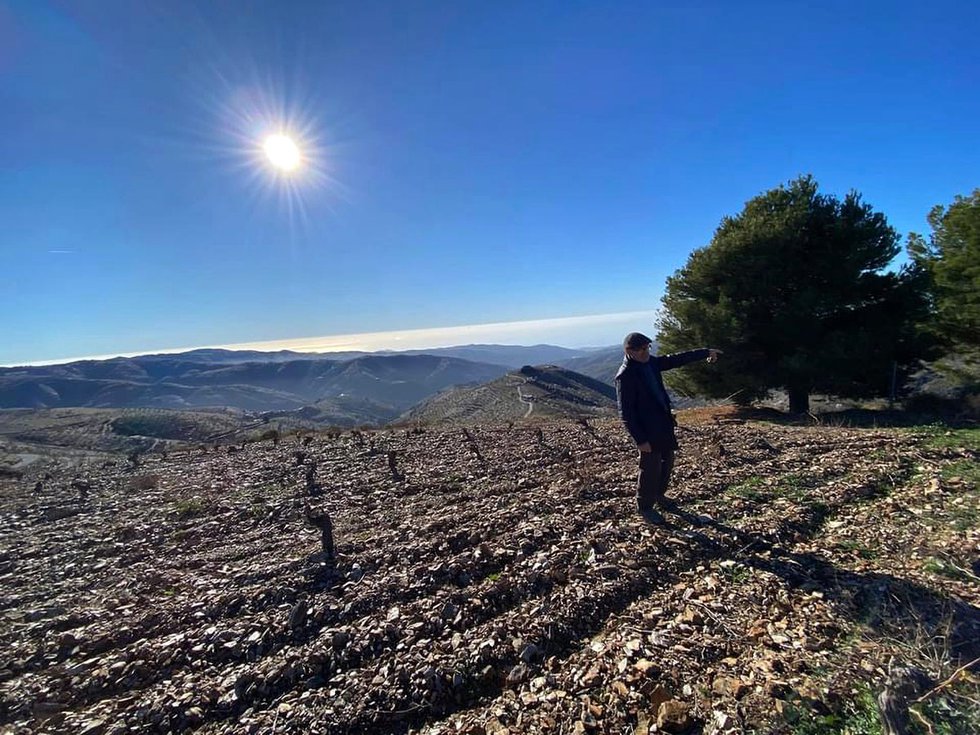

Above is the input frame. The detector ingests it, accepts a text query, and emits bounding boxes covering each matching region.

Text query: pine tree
[657,175,928,413]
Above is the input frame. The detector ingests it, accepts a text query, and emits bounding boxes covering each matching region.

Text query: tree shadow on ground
[718,404,978,429]
[670,508,980,665]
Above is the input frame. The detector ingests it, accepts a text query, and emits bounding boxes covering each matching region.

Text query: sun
[262,133,301,172]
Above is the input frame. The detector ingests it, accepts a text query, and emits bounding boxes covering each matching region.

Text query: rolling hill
[0,354,507,416]
[553,345,626,384]
[401,364,617,426]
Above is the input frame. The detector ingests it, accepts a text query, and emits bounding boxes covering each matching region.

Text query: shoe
[653,495,677,510]
[638,507,665,524]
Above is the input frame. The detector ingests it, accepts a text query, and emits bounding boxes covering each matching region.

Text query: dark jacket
[615,349,710,450]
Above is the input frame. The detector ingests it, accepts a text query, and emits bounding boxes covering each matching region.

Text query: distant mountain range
[555,347,628,384]
[89,344,609,369]
[395,344,595,367]
[0,354,500,413]
[0,345,630,426]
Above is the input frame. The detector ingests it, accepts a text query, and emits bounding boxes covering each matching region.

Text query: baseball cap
[623,332,653,350]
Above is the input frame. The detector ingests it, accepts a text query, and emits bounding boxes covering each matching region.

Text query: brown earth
[0,411,977,734]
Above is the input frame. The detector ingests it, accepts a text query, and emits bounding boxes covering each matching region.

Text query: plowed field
[1,414,977,734]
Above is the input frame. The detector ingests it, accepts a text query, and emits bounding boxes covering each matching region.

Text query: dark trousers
[637,449,675,508]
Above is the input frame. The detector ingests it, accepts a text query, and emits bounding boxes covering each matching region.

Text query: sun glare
[263,133,301,172]
[202,75,339,229]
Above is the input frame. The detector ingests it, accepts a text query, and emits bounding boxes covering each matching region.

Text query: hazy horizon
[2,310,650,368]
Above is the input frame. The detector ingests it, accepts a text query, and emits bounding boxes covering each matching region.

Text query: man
[615,332,722,515]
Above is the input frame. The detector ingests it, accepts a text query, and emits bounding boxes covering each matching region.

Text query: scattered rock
[657,699,692,733]
[0,417,972,735]
[711,675,746,699]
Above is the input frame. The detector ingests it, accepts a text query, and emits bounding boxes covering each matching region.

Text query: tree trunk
[788,387,810,414]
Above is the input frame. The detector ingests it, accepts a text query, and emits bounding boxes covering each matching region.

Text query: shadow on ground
[669,507,980,667]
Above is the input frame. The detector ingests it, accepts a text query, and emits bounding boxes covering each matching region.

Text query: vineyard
[1,411,977,734]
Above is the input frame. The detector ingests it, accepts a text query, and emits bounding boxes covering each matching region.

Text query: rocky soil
[1,411,977,734]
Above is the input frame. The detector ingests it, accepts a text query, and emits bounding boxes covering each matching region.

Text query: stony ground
[1,411,978,734]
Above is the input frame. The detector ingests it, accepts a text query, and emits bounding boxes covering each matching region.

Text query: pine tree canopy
[656,175,929,414]
[908,189,980,351]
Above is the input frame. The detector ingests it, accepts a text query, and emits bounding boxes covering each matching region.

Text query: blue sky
[1,1,977,366]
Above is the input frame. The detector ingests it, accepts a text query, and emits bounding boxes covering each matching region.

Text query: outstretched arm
[656,348,723,371]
